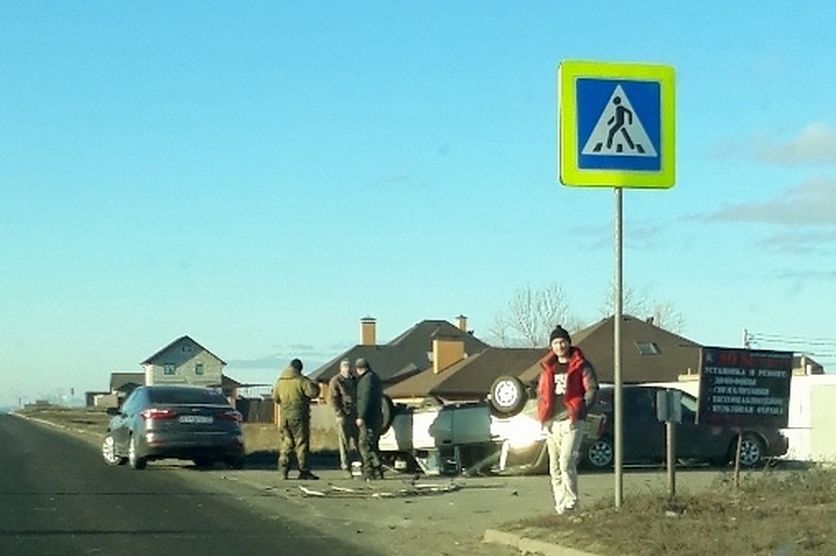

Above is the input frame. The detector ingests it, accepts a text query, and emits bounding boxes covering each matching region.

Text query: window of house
[636,341,661,355]
[195,363,204,376]
[164,363,176,375]
[182,344,192,353]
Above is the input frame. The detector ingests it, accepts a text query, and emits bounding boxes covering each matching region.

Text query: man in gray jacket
[328,358,358,478]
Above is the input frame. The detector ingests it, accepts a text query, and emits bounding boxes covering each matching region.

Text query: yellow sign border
[558,60,676,188]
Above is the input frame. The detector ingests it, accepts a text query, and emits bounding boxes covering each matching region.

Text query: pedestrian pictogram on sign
[581,85,657,157]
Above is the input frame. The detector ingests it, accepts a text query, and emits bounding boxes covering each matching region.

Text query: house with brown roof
[518,315,703,385]
[385,347,545,404]
[309,316,490,390]
[387,315,706,405]
[142,335,227,388]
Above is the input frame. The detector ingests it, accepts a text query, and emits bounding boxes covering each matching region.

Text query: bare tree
[599,282,685,333]
[487,312,514,348]
[599,283,649,317]
[648,301,685,334]
[492,284,580,347]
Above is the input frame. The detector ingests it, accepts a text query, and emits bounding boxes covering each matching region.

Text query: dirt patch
[506,468,836,556]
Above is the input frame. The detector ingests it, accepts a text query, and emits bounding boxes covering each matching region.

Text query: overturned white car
[379,375,604,475]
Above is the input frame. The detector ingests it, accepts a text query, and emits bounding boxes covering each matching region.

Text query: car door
[676,392,728,461]
[623,388,665,462]
[111,389,140,454]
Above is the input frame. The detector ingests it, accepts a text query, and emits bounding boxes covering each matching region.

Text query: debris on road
[298,481,473,499]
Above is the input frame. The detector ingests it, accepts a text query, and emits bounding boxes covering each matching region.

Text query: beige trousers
[545,419,586,513]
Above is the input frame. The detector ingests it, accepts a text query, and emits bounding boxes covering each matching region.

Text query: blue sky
[2,2,835,407]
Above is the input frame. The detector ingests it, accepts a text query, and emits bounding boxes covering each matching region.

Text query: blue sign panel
[576,79,662,172]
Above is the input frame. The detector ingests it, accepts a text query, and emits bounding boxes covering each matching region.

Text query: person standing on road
[537,325,599,514]
[354,358,384,481]
[273,358,321,480]
[329,358,359,478]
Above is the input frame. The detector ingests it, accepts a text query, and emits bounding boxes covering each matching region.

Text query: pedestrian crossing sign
[558,60,675,188]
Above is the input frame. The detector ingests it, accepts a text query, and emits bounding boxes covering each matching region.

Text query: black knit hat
[290,358,304,371]
[355,357,369,370]
[549,325,571,345]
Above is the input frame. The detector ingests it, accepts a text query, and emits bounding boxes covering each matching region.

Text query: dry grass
[507,468,836,556]
[18,407,339,455]
[243,423,339,454]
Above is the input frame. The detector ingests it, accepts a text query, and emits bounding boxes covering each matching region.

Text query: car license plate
[179,415,213,424]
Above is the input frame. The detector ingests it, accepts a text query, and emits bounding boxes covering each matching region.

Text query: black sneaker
[298,471,319,481]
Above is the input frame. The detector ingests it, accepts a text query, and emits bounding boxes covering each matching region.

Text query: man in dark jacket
[328,358,358,478]
[537,326,598,514]
[273,358,321,480]
[354,358,384,480]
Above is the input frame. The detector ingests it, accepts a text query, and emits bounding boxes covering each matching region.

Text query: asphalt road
[0,414,378,556]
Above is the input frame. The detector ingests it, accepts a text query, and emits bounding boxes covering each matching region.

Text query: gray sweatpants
[545,419,587,513]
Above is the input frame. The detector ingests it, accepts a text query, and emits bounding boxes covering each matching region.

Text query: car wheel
[128,435,147,470]
[488,375,527,417]
[734,434,765,468]
[585,437,614,469]
[380,394,395,434]
[102,434,126,466]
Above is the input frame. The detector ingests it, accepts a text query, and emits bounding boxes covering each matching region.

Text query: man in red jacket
[537,325,599,514]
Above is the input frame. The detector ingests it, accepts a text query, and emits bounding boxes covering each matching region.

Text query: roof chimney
[455,314,468,332]
[360,317,377,346]
[433,334,465,374]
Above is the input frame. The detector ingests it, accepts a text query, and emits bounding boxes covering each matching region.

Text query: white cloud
[755,123,836,166]
[776,268,836,282]
[706,177,836,227]
[712,122,836,166]
[569,221,665,251]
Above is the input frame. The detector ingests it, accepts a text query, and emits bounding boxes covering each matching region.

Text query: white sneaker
[555,503,576,515]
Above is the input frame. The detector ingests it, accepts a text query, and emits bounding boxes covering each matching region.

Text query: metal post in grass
[733,430,743,490]
[657,388,681,500]
[666,420,677,499]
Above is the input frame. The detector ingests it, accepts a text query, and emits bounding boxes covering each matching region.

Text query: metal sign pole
[666,420,676,499]
[614,187,624,510]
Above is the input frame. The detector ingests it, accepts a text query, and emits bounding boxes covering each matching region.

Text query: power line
[745,330,836,362]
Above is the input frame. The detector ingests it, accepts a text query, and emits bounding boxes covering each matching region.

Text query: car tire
[102,433,126,466]
[380,394,395,434]
[733,433,765,468]
[128,434,147,470]
[584,436,614,469]
[488,375,527,417]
